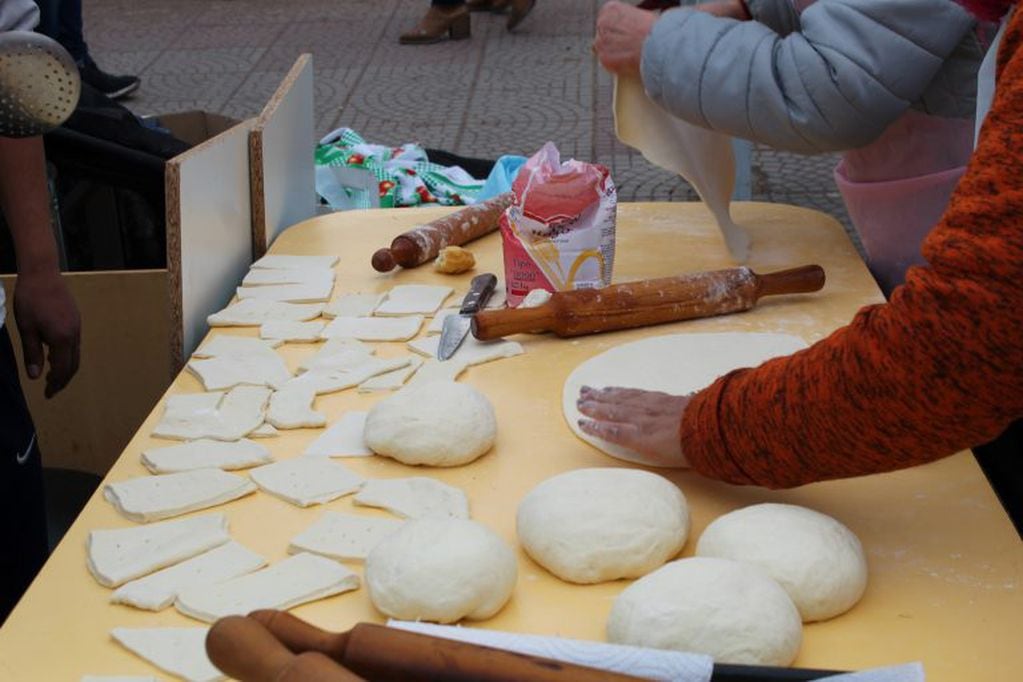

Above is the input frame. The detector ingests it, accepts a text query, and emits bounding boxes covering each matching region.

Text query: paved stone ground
[85,0,850,226]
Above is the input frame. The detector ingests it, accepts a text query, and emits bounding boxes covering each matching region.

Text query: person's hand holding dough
[577,386,691,467]
[593,1,657,76]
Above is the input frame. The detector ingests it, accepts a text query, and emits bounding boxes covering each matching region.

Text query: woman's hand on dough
[593,1,658,76]
[577,386,691,467]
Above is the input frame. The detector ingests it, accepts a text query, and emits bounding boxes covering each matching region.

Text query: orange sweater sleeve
[679,9,1023,489]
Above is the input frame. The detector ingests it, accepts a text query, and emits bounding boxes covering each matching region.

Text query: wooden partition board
[249,53,316,259]
[1,270,173,476]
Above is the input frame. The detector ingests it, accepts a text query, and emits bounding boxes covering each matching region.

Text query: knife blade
[438,273,498,360]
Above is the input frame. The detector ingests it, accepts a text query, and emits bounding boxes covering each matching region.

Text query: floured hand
[577,386,691,467]
[594,1,657,76]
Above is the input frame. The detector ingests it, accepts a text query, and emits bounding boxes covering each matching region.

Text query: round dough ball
[516,468,689,583]
[696,503,868,622]
[607,557,802,666]
[365,518,517,623]
[364,382,496,466]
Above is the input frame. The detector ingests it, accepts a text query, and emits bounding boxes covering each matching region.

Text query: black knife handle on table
[460,273,498,314]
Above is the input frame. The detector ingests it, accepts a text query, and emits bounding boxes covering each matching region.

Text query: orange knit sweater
[679,8,1023,489]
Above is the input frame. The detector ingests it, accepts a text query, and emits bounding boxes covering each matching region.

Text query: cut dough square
[323,293,385,319]
[236,280,334,304]
[104,469,257,523]
[111,627,223,682]
[286,356,410,396]
[187,352,291,391]
[289,511,404,561]
[299,338,374,372]
[193,336,282,357]
[174,552,360,623]
[152,386,271,441]
[408,335,523,367]
[251,254,339,270]
[374,284,453,316]
[111,541,266,611]
[358,356,424,392]
[404,358,468,388]
[321,316,423,342]
[259,320,326,342]
[242,268,334,287]
[87,514,230,588]
[354,477,469,519]
[207,299,324,327]
[249,458,365,507]
[266,386,326,429]
[250,423,279,438]
[303,412,372,457]
[141,439,272,474]
[427,309,459,334]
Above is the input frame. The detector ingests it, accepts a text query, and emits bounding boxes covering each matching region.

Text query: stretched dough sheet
[613,75,750,261]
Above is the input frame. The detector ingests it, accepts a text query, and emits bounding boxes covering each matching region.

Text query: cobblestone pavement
[86,0,850,228]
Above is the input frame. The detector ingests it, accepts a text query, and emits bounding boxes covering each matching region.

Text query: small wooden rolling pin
[371,192,515,272]
[206,611,643,682]
[472,265,825,340]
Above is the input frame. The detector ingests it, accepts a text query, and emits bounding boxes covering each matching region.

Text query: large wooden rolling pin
[472,265,825,340]
[371,192,515,272]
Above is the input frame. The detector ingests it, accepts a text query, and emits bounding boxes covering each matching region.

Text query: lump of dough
[364,382,496,466]
[365,518,516,623]
[434,246,475,274]
[607,557,802,666]
[516,468,689,583]
[696,503,868,622]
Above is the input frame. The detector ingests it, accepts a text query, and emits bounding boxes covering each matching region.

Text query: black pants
[0,326,48,624]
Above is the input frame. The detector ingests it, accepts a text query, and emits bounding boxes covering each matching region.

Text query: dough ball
[364,382,496,466]
[434,246,475,274]
[365,518,517,623]
[696,503,868,622]
[607,557,802,666]
[516,468,689,584]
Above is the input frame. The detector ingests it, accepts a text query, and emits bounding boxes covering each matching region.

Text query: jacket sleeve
[743,0,800,35]
[0,0,39,32]
[678,8,1023,488]
[640,0,976,153]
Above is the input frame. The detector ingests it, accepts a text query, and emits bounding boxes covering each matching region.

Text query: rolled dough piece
[260,320,326,342]
[374,284,453,316]
[323,293,385,318]
[104,469,257,523]
[286,356,411,396]
[187,352,291,391]
[141,439,272,474]
[517,468,689,584]
[358,356,424,392]
[174,552,360,623]
[266,386,326,429]
[407,334,524,367]
[251,254,339,270]
[110,627,222,682]
[365,519,516,623]
[152,386,271,441]
[111,541,266,611]
[563,332,807,464]
[207,299,324,327]
[87,514,230,588]
[614,75,750,261]
[242,267,334,287]
[250,423,279,438]
[404,357,468,387]
[303,411,373,457]
[236,280,334,304]
[321,315,424,342]
[607,557,802,666]
[696,503,868,622]
[364,382,497,467]
[427,309,459,333]
[299,338,374,372]
[288,511,404,561]
[193,336,282,357]
[248,458,364,507]
[354,477,469,519]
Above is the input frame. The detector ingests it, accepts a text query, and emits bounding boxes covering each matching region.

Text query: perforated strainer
[0,31,80,138]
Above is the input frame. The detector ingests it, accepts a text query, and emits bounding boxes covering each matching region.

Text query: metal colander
[0,31,80,138]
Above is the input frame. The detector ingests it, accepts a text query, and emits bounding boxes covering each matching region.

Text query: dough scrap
[187,352,291,391]
[286,356,411,396]
[517,468,689,584]
[81,676,160,682]
[236,280,334,304]
[607,557,802,666]
[104,469,257,523]
[153,386,271,441]
[251,254,338,270]
[249,458,365,507]
[365,519,516,623]
[404,358,468,387]
[358,356,424,392]
[434,246,476,274]
[250,423,279,438]
[303,412,373,457]
[323,293,385,318]
[141,439,272,474]
[374,284,453,316]
[321,315,423,342]
[695,503,868,622]
[564,333,807,464]
[259,320,326,342]
[427,309,459,333]
[207,299,324,327]
[193,336,282,357]
[407,334,523,367]
[242,267,334,287]
[111,541,266,611]
[110,627,222,682]
[520,289,552,308]
[354,477,469,519]
[266,386,326,429]
[87,514,230,588]
[289,511,404,561]
[299,338,374,372]
[174,552,360,623]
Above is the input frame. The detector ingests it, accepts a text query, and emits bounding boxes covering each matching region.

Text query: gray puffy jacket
[641,0,985,153]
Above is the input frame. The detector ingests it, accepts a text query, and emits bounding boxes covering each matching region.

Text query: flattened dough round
[563,332,807,464]
[365,382,496,466]
[696,503,868,622]
[516,468,689,583]
[365,519,517,623]
[607,557,802,666]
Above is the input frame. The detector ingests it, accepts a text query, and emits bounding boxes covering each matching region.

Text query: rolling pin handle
[755,265,826,298]
[371,248,396,273]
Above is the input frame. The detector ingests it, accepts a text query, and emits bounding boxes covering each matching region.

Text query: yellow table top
[1,202,1020,681]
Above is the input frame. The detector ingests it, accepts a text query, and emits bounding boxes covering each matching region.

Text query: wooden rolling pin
[371,192,515,272]
[473,265,825,340]
[206,611,643,682]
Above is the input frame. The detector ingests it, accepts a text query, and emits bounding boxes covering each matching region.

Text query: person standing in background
[400,0,536,44]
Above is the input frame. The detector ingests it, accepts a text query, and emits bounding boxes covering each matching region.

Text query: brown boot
[400,5,471,44]
[506,0,536,31]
